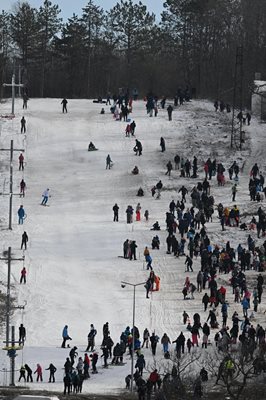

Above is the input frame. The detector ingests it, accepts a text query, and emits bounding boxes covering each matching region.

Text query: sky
[1,0,165,20]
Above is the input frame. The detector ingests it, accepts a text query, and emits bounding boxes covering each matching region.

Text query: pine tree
[37,0,62,97]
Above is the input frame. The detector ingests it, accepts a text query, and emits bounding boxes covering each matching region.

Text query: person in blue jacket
[62,325,72,348]
[18,205,25,224]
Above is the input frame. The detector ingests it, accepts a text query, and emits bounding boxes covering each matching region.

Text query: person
[174,154,180,170]
[21,231,28,250]
[69,346,78,366]
[137,187,144,196]
[106,154,112,169]
[200,367,208,382]
[150,332,159,355]
[135,354,145,376]
[132,166,139,175]
[232,184,237,202]
[185,255,193,272]
[21,116,26,133]
[161,333,171,353]
[61,325,72,348]
[144,210,149,221]
[18,365,26,382]
[23,94,28,109]
[167,104,173,121]
[91,352,98,374]
[45,363,57,382]
[142,328,150,348]
[19,153,24,170]
[61,98,68,113]
[25,364,33,382]
[130,120,136,135]
[86,324,97,351]
[101,345,109,368]
[18,323,26,346]
[165,161,173,176]
[34,364,43,382]
[83,353,90,378]
[134,139,142,156]
[20,179,26,197]
[160,137,166,152]
[63,374,71,395]
[20,267,27,284]
[18,205,25,225]
[41,188,50,205]
[88,142,96,150]
[100,107,105,114]
[113,203,119,222]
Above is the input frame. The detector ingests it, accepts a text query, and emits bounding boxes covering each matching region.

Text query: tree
[81,0,105,97]
[107,0,156,87]
[10,2,39,77]
[37,0,62,97]
[0,11,11,99]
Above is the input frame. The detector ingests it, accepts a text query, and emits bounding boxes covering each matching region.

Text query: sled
[40,204,50,207]
[88,148,98,152]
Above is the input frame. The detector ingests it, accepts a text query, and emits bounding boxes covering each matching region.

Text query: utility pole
[0,247,25,347]
[0,140,25,229]
[231,46,244,149]
[3,74,24,115]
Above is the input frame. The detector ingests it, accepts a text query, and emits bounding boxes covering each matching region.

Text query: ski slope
[0,98,265,394]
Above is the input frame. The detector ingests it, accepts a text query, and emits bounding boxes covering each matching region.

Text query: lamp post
[121,280,146,392]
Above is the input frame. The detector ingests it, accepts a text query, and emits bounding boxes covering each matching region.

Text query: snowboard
[88,148,98,152]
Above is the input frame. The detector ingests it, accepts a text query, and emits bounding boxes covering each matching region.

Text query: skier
[113,203,119,222]
[61,325,72,348]
[179,185,188,202]
[41,188,50,205]
[21,231,28,249]
[19,153,24,170]
[142,328,150,348]
[106,154,112,169]
[34,364,43,382]
[45,363,57,382]
[167,104,173,121]
[20,267,26,284]
[20,179,26,197]
[21,116,26,133]
[86,324,97,351]
[61,98,68,113]
[18,205,25,225]
[160,137,166,152]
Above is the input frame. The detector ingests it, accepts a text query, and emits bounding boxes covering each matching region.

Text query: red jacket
[149,371,160,383]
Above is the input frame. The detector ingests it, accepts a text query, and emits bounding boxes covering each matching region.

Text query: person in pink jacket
[34,364,43,382]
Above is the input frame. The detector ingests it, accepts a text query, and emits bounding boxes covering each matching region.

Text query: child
[144,210,149,221]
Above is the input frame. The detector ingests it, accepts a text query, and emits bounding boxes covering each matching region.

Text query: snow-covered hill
[0,98,265,394]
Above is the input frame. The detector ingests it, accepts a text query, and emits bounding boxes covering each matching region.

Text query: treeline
[0,0,266,103]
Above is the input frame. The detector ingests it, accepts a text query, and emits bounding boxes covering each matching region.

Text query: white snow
[0,97,265,394]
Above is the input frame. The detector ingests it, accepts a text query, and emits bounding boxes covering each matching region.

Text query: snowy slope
[0,98,265,393]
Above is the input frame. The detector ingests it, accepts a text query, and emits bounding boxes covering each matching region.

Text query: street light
[121,280,146,392]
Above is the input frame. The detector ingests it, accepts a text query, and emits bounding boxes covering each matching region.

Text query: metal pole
[18,66,21,98]
[11,75,15,115]
[6,247,11,347]
[9,140,13,230]
[131,285,136,392]
[10,326,15,386]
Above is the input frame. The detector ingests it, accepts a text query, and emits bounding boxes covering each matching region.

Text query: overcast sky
[1,0,165,20]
